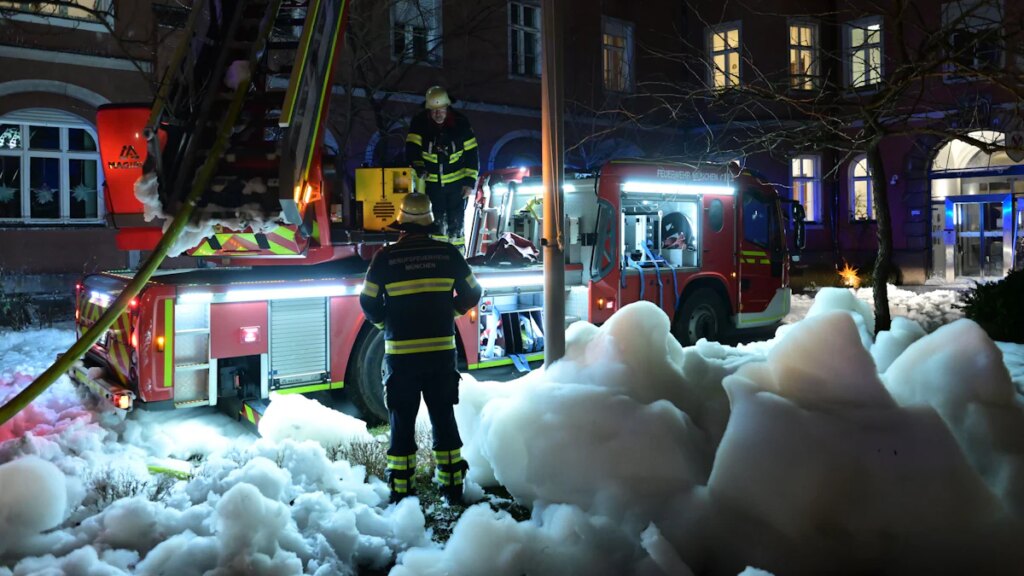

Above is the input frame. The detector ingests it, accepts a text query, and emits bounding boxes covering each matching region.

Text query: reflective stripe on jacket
[359,231,482,372]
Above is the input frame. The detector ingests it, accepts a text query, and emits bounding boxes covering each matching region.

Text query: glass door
[955,201,1004,278]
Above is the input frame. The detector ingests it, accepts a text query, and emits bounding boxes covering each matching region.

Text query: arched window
[0,110,103,224]
[849,155,873,221]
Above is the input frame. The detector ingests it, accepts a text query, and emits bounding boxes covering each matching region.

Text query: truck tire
[674,288,727,346]
[348,328,388,425]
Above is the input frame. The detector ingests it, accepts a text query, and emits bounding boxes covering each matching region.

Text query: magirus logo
[108,144,143,170]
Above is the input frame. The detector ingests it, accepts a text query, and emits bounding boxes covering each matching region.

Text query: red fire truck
[67,1,804,425]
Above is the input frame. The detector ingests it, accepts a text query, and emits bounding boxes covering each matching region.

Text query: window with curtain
[392,0,442,65]
[850,155,874,221]
[789,22,818,90]
[0,0,112,21]
[602,17,634,92]
[709,23,741,89]
[845,17,883,87]
[791,155,821,222]
[510,2,542,77]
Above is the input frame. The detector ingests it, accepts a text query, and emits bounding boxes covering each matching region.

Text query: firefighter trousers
[385,368,467,498]
[425,185,467,242]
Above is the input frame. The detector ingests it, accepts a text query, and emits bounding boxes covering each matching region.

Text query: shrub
[327,423,436,483]
[86,468,177,510]
[0,281,34,329]
[959,269,1024,344]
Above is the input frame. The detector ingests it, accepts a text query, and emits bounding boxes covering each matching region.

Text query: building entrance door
[945,194,1012,280]
[954,202,1002,277]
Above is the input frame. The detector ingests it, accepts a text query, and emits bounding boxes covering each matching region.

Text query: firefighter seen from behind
[359,193,483,505]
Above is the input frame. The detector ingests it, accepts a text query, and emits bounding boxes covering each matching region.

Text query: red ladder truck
[71,159,803,424]
[67,2,805,425]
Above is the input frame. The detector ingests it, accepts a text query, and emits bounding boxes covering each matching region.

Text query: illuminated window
[510,2,542,77]
[0,114,103,224]
[942,0,1003,80]
[791,155,821,222]
[845,17,883,87]
[850,156,874,221]
[392,0,442,65]
[789,22,818,90]
[708,23,741,89]
[602,17,634,92]
[0,0,113,29]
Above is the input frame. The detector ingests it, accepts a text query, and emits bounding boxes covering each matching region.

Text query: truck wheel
[348,328,388,425]
[674,288,727,346]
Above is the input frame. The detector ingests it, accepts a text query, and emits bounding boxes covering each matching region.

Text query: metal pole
[541,0,565,366]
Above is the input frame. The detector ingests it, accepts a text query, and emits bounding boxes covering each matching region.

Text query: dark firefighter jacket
[359,229,483,380]
[405,110,479,192]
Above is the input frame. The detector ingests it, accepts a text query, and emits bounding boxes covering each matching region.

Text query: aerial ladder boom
[101,0,352,260]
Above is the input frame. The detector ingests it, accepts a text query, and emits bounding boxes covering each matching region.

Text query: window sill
[787,85,820,94]
[509,73,542,83]
[941,72,998,85]
[390,55,443,68]
[843,84,882,96]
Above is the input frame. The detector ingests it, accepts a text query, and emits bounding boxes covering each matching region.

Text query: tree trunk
[867,140,893,333]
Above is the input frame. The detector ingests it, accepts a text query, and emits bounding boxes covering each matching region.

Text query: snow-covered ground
[1,286,1022,575]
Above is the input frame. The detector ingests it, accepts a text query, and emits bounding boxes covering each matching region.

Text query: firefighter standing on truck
[405,86,479,249]
[359,193,482,505]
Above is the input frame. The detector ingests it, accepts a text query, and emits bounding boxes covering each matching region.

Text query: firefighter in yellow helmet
[359,193,482,505]
[405,86,480,249]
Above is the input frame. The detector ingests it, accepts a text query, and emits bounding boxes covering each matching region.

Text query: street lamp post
[541,0,565,366]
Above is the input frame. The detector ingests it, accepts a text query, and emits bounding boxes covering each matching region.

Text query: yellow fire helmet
[397,193,434,226]
[424,86,451,110]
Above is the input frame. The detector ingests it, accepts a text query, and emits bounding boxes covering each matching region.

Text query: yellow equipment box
[355,167,415,231]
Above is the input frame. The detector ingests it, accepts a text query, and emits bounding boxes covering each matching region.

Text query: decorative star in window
[72,183,96,203]
[33,184,55,205]
[0,127,20,149]
[0,184,14,203]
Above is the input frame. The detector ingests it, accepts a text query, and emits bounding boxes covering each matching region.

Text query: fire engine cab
[67,1,804,426]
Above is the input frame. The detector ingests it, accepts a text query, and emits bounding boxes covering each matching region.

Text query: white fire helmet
[424,86,451,110]
[397,193,434,226]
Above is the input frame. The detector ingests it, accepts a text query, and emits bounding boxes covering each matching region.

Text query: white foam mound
[884,319,1024,515]
[708,311,1022,573]
[257,392,374,448]
[0,456,67,554]
[473,302,721,520]
[133,173,282,257]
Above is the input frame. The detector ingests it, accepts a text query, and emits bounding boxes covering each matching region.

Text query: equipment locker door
[269,298,329,388]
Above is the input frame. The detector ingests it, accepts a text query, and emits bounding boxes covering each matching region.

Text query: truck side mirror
[792,203,806,251]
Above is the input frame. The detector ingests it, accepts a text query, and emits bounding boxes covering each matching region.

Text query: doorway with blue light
[930,131,1024,282]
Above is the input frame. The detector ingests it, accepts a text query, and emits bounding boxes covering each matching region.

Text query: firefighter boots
[387,453,416,503]
[434,448,468,506]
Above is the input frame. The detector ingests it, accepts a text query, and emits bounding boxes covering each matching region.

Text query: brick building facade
[1,0,1021,300]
